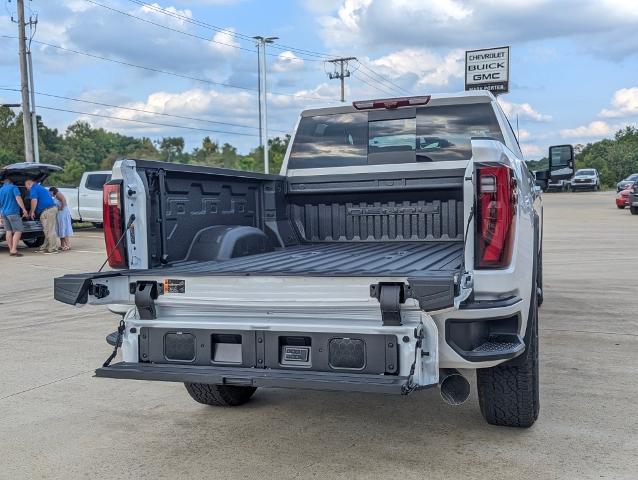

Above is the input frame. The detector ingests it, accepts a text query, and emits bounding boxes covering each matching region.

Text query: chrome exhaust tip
[439,369,470,406]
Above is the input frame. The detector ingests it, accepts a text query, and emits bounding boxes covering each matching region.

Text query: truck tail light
[476,166,516,269]
[103,181,127,269]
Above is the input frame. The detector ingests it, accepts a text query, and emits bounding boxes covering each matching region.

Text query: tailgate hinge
[130,281,163,320]
[370,283,405,326]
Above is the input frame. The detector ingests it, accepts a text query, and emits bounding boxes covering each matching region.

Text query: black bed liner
[141,241,463,277]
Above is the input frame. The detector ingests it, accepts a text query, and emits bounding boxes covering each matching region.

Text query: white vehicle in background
[571,168,601,191]
[58,171,111,225]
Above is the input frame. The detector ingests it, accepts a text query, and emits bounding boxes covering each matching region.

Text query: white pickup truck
[55,91,562,428]
[58,171,111,225]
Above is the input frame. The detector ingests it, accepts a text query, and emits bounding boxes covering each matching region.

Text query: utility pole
[326,57,356,102]
[27,15,40,163]
[253,35,277,174]
[16,0,34,163]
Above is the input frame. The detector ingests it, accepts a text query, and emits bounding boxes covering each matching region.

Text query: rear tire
[631,206,638,215]
[184,383,257,406]
[23,236,45,248]
[477,281,540,428]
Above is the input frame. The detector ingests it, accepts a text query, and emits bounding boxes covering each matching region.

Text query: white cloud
[272,51,305,73]
[35,2,243,75]
[79,88,257,133]
[303,0,345,13]
[517,129,531,141]
[173,0,245,4]
[366,48,464,88]
[520,143,543,158]
[560,120,620,138]
[498,99,552,123]
[317,0,638,60]
[63,0,94,13]
[600,87,638,118]
[209,28,241,56]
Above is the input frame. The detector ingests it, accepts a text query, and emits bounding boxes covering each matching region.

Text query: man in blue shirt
[0,178,29,256]
[25,179,59,253]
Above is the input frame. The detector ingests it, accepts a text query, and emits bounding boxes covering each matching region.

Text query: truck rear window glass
[85,173,111,191]
[288,103,504,169]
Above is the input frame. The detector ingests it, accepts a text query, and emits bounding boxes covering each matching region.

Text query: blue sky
[1,0,638,159]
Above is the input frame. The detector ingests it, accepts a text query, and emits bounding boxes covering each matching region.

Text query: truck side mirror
[534,170,549,190]
[548,144,575,181]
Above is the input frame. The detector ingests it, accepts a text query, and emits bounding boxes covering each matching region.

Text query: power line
[122,0,333,61]
[0,35,329,101]
[349,64,399,97]
[37,105,259,137]
[354,60,414,96]
[86,0,325,62]
[83,0,256,54]
[0,86,291,133]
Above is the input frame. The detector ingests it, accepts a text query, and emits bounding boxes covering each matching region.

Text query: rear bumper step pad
[96,362,412,394]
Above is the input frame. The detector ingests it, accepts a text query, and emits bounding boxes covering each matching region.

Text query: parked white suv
[571,168,601,191]
[55,91,557,428]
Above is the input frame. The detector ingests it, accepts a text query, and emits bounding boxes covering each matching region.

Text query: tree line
[0,107,289,186]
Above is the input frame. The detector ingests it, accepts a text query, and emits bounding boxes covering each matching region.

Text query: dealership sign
[465,46,510,94]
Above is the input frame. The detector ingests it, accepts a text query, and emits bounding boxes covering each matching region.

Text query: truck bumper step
[96,362,413,395]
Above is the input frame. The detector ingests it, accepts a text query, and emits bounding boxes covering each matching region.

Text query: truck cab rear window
[86,173,111,191]
[289,103,504,169]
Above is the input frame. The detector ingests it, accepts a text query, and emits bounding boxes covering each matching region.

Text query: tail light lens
[103,181,127,269]
[476,166,517,269]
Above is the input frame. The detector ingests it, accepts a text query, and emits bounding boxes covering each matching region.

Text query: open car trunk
[0,163,62,243]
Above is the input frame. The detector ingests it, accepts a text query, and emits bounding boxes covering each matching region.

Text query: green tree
[158,136,186,163]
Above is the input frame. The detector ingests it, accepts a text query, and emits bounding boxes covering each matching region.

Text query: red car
[616,186,632,208]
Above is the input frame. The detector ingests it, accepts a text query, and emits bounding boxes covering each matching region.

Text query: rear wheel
[477,280,539,428]
[184,383,257,406]
[23,236,45,248]
[631,206,638,215]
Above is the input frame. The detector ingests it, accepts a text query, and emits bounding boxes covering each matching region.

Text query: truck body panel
[54,92,543,425]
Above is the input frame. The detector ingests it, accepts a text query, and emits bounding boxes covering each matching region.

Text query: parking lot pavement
[1,192,637,480]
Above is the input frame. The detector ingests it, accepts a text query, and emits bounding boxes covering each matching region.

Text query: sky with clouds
[1,0,638,158]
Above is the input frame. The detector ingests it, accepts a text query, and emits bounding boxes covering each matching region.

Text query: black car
[0,162,62,248]
[617,173,638,192]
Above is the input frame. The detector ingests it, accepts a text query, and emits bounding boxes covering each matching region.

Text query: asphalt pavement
[1,192,637,479]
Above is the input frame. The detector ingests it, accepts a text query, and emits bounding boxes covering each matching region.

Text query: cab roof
[300,90,496,118]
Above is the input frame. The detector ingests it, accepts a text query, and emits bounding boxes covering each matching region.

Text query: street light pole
[256,42,262,165]
[253,35,278,174]
[27,49,40,163]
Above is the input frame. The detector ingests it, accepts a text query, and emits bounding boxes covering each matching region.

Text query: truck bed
[139,241,463,277]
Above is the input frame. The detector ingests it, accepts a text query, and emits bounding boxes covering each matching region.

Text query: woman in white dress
[49,187,74,251]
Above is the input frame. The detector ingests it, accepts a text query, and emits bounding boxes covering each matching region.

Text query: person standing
[25,179,59,254]
[0,178,29,257]
[49,187,74,251]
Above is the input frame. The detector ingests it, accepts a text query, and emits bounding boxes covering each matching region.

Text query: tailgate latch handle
[370,283,405,327]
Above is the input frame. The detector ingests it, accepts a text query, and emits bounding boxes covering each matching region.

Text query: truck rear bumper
[96,362,413,395]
